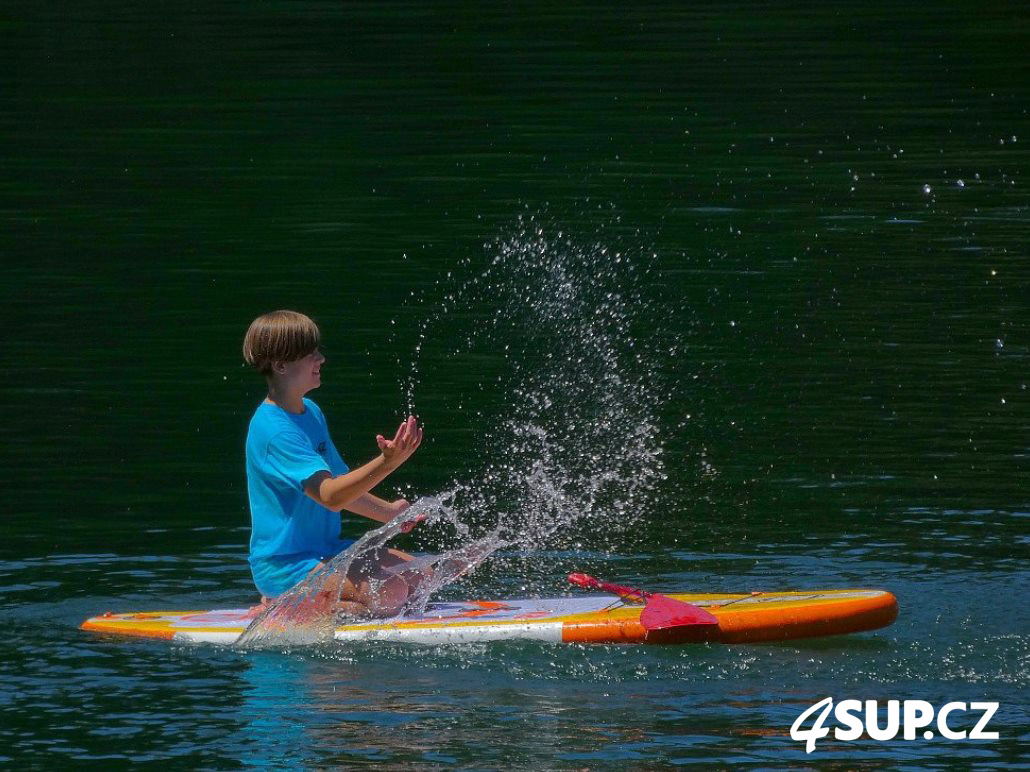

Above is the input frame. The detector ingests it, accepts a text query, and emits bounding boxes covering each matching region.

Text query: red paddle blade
[639,592,718,630]
[568,573,719,631]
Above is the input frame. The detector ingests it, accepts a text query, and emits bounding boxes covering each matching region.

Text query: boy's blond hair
[243,310,321,376]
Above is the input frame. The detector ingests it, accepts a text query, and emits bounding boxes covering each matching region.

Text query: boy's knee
[371,573,410,617]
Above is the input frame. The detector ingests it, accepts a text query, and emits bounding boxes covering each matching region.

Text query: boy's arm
[303,416,422,512]
[344,493,409,523]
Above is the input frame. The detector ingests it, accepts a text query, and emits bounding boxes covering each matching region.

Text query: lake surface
[1,2,1027,766]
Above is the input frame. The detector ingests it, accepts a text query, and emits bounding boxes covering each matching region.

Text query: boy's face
[277,348,325,394]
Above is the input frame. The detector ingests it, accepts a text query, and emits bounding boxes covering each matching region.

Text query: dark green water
[2,2,1028,766]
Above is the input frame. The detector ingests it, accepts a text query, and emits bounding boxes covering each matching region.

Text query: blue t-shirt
[245,398,351,596]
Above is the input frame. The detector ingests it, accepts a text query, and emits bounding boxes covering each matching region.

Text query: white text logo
[790,698,999,753]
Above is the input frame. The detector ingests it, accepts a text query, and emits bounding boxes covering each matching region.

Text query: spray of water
[236,215,679,649]
[234,498,498,649]
[405,215,675,561]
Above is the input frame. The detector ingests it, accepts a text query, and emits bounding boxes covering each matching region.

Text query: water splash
[235,497,501,649]
[235,513,415,649]
[238,214,680,648]
[404,214,678,577]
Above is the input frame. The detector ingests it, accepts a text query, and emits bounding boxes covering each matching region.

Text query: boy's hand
[387,498,424,532]
[390,498,411,516]
[376,415,423,468]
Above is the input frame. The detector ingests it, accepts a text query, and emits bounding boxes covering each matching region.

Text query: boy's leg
[382,548,415,564]
[377,544,487,597]
[249,549,429,618]
[340,551,411,617]
[378,548,435,595]
[344,571,409,617]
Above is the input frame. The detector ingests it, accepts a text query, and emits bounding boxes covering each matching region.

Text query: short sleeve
[325,438,349,475]
[264,429,331,492]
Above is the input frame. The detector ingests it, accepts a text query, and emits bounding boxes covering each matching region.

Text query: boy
[242,309,424,617]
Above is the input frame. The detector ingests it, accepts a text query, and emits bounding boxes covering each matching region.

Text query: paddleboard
[81,588,897,645]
